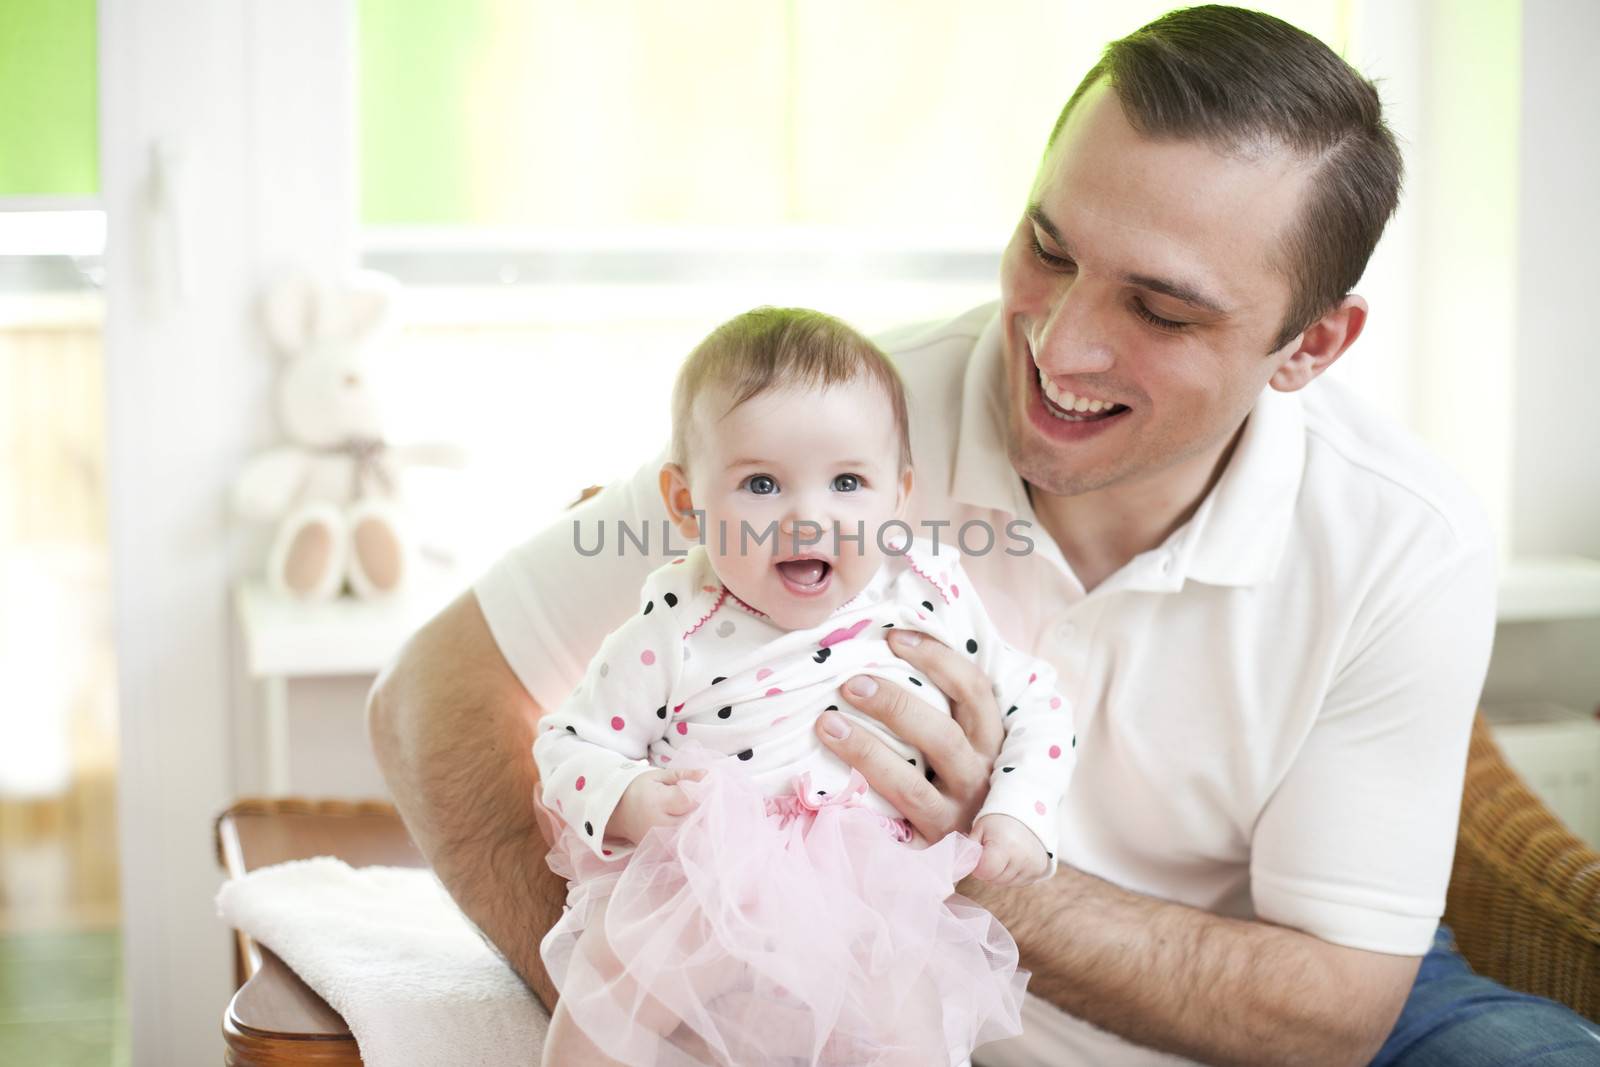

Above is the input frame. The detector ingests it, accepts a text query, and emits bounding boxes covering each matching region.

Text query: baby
[534,307,1077,1066]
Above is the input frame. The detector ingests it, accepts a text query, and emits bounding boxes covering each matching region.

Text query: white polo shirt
[475,302,1497,1067]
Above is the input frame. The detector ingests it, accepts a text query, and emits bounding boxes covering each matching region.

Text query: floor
[0,770,126,1067]
[0,930,128,1067]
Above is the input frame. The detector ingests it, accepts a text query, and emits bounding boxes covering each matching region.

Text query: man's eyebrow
[1025,202,1231,316]
[1122,272,1230,316]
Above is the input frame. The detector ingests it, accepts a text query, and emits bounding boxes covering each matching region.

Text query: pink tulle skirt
[540,752,1027,1066]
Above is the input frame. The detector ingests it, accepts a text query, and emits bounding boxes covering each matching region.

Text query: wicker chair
[1443,714,1600,1020]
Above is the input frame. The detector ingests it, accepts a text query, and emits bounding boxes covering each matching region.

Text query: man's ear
[1269,294,1367,393]
[659,463,701,540]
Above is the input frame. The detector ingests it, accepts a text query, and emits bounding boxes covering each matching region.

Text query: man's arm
[367,590,563,1009]
[966,866,1418,1066]
[816,629,1415,1067]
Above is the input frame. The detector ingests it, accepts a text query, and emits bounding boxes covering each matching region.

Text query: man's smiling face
[999,78,1317,499]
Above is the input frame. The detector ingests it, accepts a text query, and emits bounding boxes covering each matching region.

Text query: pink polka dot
[765,687,782,696]
[756,668,774,681]
[1029,673,1037,684]
[671,558,685,564]
[916,611,927,621]
[554,798,563,813]
[1034,801,1047,816]
[1049,696,1062,709]
[640,649,656,665]
[660,754,672,763]
[702,584,718,593]
[676,722,688,735]
[575,776,586,790]
[1048,745,1061,759]
[673,703,684,714]
[951,584,960,598]
[602,848,613,856]
[610,716,625,731]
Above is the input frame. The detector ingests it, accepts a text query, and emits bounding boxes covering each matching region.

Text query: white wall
[100,1,355,1062]
[1513,0,1600,559]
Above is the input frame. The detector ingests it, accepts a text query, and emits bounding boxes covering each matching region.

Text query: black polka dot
[813,647,831,664]
[965,639,978,654]
[643,600,653,615]
[1072,735,1077,747]
[825,704,838,712]
[565,725,577,734]
[1002,766,1015,773]
[663,592,678,607]
[717,706,731,719]
[656,705,667,719]
[921,600,934,612]
[1047,851,1054,860]
[712,676,726,685]
[737,748,753,761]
[908,757,917,766]
[1005,705,1017,717]
[908,677,923,687]
[882,622,894,628]
[584,821,594,836]
[816,790,827,796]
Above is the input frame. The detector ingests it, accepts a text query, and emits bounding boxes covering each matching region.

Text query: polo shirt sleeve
[1249,536,1497,956]
[473,448,672,713]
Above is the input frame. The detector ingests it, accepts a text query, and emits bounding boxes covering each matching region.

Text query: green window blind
[0,0,98,199]
[358,0,1350,231]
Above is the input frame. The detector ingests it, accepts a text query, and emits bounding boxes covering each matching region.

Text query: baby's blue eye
[832,474,862,492]
[745,474,778,495]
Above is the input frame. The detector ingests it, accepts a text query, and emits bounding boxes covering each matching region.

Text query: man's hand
[813,628,999,841]
[970,813,1050,885]
[606,768,705,845]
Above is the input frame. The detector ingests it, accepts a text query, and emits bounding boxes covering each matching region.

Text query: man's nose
[1033,282,1116,377]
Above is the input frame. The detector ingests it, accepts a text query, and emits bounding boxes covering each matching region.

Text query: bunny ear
[261,273,324,354]
[260,270,399,353]
[336,270,399,345]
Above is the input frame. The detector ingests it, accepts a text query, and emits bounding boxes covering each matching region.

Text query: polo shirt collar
[1171,384,1305,588]
[947,303,1306,591]
[950,306,1033,518]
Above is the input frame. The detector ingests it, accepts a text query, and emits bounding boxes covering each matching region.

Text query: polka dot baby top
[533,538,1077,873]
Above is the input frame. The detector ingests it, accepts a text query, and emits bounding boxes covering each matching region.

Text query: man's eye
[744,474,778,495]
[1132,300,1190,332]
[1029,236,1076,271]
[832,473,861,493]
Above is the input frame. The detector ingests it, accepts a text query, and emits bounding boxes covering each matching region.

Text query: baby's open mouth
[776,557,832,594]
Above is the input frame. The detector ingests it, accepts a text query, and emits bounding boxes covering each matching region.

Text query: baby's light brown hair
[669,307,912,472]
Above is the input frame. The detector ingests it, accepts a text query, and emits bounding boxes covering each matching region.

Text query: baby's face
[666,379,911,630]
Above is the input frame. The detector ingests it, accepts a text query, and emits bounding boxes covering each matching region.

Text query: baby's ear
[895,466,915,517]
[658,463,701,540]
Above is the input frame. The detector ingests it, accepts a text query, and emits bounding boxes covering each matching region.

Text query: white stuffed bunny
[234,271,463,600]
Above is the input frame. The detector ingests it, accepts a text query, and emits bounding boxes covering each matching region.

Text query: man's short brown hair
[1049,4,1403,350]
[669,307,912,472]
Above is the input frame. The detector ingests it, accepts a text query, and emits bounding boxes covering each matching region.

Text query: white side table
[234,568,464,794]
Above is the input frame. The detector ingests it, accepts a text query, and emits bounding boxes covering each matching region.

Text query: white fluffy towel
[216,856,549,1065]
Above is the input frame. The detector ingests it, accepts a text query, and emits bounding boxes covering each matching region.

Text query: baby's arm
[972,647,1075,882]
[936,560,1076,883]
[532,601,680,859]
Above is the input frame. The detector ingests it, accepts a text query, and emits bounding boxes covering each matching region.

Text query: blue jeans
[1371,925,1600,1065]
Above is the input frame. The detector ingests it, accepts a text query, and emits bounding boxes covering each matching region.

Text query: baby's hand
[970,813,1050,886]
[606,768,706,845]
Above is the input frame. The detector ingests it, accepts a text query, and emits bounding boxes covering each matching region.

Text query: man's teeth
[1038,369,1117,414]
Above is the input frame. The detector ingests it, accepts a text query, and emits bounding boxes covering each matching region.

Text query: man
[369,7,1599,1064]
